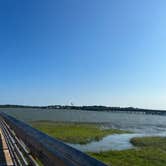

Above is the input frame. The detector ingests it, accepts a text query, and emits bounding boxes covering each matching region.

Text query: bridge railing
[0,112,107,166]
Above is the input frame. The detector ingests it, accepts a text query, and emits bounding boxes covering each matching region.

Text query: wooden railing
[0,112,107,166]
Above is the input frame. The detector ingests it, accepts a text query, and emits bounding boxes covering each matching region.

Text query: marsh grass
[30,121,128,144]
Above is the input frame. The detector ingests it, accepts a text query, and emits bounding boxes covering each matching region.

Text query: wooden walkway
[0,129,13,166]
[0,117,39,166]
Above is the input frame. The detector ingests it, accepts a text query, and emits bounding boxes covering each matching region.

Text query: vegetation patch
[89,136,166,166]
[30,121,128,144]
[130,136,166,149]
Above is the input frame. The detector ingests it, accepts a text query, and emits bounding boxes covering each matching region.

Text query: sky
[0,0,166,109]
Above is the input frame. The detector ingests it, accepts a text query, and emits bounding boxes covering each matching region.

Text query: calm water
[68,132,166,152]
[1,108,166,134]
[1,108,166,152]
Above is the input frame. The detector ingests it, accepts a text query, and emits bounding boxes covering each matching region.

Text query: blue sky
[0,0,166,109]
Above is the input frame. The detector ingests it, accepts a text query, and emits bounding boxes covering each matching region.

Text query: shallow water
[68,132,166,152]
[68,133,143,152]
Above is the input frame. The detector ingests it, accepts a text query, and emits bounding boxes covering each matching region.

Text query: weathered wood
[0,112,108,166]
[0,129,14,166]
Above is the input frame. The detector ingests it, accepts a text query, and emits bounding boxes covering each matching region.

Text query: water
[1,108,166,152]
[68,134,143,152]
[68,132,166,152]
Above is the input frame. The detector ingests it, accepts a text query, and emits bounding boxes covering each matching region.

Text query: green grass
[89,136,166,166]
[30,121,128,144]
[130,137,166,149]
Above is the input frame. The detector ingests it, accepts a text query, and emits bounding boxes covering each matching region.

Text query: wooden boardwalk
[0,129,13,166]
[0,117,40,166]
[0,113,107,166]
